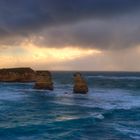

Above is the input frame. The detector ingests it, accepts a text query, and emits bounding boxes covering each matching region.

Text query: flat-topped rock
[34,71,53,90]
[73,72,88,94]
[0,67,36,82]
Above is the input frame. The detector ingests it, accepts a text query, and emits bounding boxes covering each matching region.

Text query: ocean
[0,71,140,140]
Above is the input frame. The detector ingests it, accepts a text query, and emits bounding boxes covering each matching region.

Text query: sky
[0,0,140,71]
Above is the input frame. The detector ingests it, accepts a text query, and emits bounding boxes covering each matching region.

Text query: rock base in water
[73,72,88,94]
[34,71,53,90]
[0,67,36,82]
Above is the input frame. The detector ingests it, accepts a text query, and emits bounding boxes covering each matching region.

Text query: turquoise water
[0,72,140,140]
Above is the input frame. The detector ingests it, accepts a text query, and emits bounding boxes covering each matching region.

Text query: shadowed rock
[34,71,53,90]
[0,67,36,82]
[73,72,88,94]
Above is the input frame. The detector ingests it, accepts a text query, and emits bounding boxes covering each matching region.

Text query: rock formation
[73,72,88,94]
[0,67,36,82]
[0,68,54,91]
[34,71,53,90]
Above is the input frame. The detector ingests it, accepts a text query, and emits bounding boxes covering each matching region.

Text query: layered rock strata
[34,71,53,90]
[0,67,36,82]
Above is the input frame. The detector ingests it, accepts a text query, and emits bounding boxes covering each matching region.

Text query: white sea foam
[9,85,140,111]
[90,112,104,119]
[87,75,140,80]
[0,82,140,111]
[55,112,104,122]
[114,124,140,140]
[49,88,140,110]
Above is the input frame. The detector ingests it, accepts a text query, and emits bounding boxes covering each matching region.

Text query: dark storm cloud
[34,16,140,50]
[0,0,140,48]
[1,0,140,34]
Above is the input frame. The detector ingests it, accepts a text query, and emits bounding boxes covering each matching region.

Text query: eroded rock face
[73,72,88,94]
[34,71,53,90]
[0,68,36,82]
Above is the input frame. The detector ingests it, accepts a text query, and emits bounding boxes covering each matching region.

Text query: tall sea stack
[34,71,53,90]
[73,72,88,94]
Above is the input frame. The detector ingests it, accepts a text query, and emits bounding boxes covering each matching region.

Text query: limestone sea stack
[73,72,88,94]
[0,67,36,82]
[34,71,53,90]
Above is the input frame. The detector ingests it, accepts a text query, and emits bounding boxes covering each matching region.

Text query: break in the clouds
[0,0,140,49]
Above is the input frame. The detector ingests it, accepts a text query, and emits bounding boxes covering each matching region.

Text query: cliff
[0,67,36,82]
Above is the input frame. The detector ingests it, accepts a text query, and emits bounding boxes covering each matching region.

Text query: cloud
[33,14,140,50]
[0,0,140,47]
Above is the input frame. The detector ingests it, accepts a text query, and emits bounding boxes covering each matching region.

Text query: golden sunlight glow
[22,42,102,61]
[0,41,102,69]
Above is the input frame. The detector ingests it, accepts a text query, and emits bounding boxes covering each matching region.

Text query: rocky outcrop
[0,67,36,82]
[0,68,54,90]
[34,71,53,90]
[73,72,88,94]
[0,68,88,93]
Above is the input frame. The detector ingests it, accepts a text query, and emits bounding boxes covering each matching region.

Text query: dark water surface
[0,71,140,140]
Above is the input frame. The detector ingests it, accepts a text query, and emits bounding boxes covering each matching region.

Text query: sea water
[0,71,140,140]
